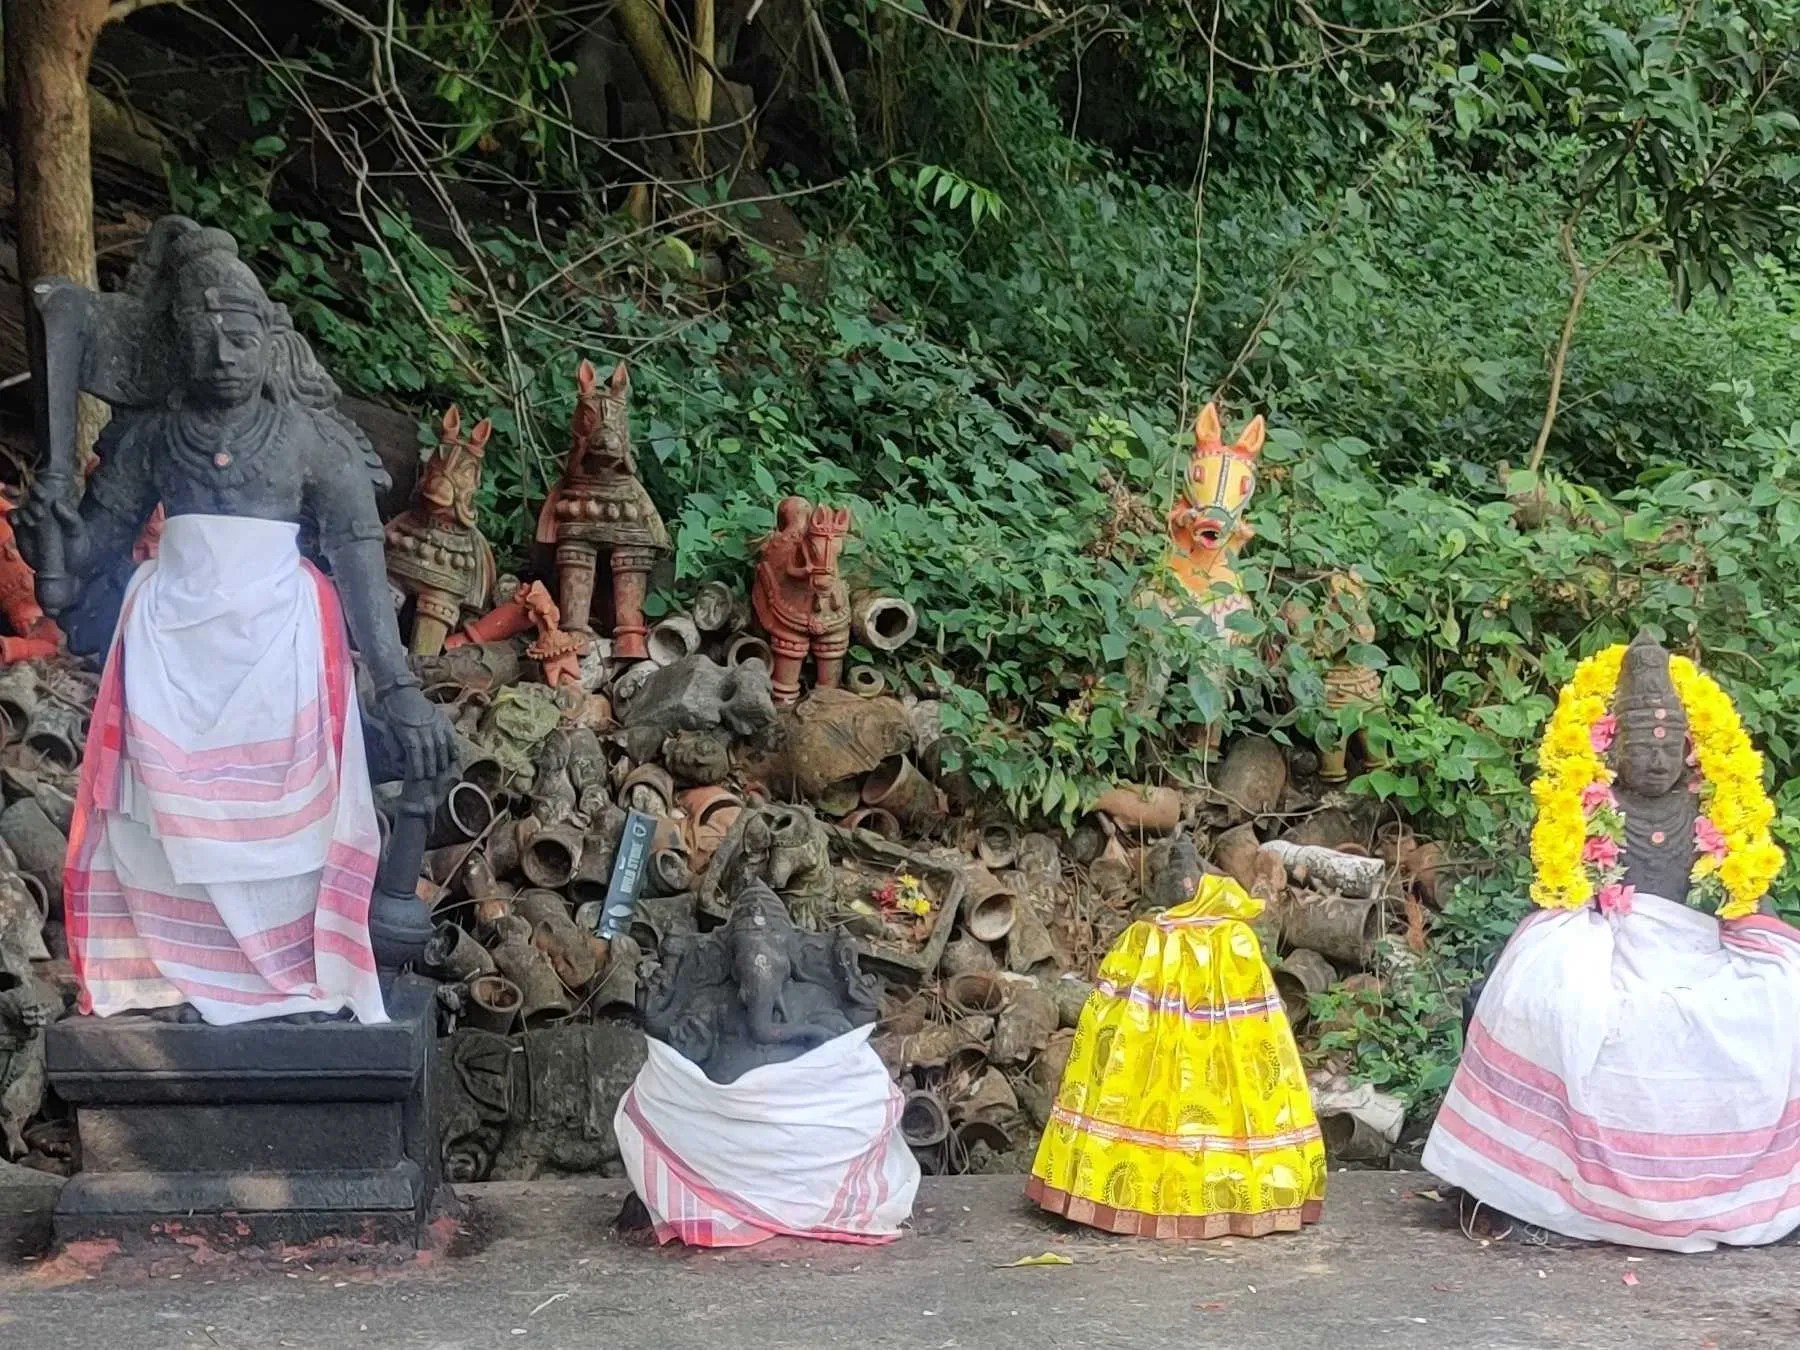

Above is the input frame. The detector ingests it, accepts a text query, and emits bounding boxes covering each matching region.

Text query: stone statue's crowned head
[168,227,275,410]
[1613,629,1688,796]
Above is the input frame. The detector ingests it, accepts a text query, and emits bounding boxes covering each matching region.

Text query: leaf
[1001,1253,1073,1268]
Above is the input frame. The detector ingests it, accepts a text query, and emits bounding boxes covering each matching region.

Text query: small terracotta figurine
[752,496,851,705]
[1167,402,1263,633]
[0,499,61,664]
[1280,570,1386,784]
[385,405,497,656]
[536,360,668,661]
[521,580,585,689]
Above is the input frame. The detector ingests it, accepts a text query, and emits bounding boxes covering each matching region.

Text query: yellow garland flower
[1529,645,1784,919]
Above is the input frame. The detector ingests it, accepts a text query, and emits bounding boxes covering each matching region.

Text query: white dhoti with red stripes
[1424,895,1800,1251]
[65,513,386,1026]
[615,1027,918,1247]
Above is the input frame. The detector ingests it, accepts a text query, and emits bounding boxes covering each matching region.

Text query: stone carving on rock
[752,496,852,705]
[700,801,837,930]
[536,360,668,661]
[641,878,878,1084]
[434,1021,649,1182]
[385,404,498,657]
[0,871,55,1158]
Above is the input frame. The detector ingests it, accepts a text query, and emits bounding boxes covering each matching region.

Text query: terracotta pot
[491,921,574,1026]
[1002,877,1058,973]
[725,633,774,670]
[837,806,900,841]
[815,777,863,817]
[426,780,496,850]
[846,666,886,698]
[679,787,742,869]
[424,922,495,982]
[22,709,78,773]
[521,821,585,890]
[620,763,675,816]
[517,889,599,991]
[649,848,692,896]
[940,934,999,978]
[1272,948,1335,1030]
[990,982,1058,1065]
[900,1089,950,1148]
[1093,783,1182,835]
[1264,840,1385,899]
[975,821,1019,871]
[0,666,38,734]
[690,581,743,634]
[944,970,1010,1018]
[463,973,523,1035]
[0,797,65,910]
[851,592,918,653]
[950,1068,1018,1127]
[1033,975,1095,1029]
[861,754,943,829]
[487,818,524,879]
[458,753,510,805]
[568,823,625,910]
[961,865,1018,944]
[646,613,701,666]
[1321,1109,1394,1164]
[1282,891,1382,966]
[1214,735,1289,823]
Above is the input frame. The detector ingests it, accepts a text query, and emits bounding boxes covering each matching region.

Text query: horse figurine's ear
[829,506,852,534]
[577,358,596,394]
[609,361,630,396]
[468,417,493,455]
[1194,403,1223,450]
[441,404,462,440]
[1235,415,1266,460]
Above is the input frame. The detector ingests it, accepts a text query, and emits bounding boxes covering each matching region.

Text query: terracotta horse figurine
[1166,401,1263,632]
[385,404,497,656]
[753,497,851,705]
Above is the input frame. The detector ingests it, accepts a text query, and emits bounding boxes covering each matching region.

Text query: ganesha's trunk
[738,951,816,1045]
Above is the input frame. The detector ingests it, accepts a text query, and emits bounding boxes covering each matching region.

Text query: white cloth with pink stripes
[1423,894,1800,1251]
[66,513,386,1026]
[615,1026,918,1247]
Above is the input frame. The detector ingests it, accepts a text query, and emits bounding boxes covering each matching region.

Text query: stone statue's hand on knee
[378,683,458,785]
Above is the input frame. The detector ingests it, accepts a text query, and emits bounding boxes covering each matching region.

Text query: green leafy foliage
[168,0,1800,1111]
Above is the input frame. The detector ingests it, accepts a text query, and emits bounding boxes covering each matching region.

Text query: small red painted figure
[752,496,852,705]
[521,581,584,690]
[536,360,669,662]
[0,497,60,664]
[385,404,497,656]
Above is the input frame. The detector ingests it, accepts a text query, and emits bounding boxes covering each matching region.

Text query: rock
[617,654,777,763]
[663,728,732,786]
[1212,735,1288,823]
[736,687,912,802]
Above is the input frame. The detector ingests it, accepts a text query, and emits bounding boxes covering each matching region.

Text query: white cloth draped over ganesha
[64,513,387,1025]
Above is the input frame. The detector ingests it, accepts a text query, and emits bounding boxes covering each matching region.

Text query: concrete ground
[0,1172,1787,1350]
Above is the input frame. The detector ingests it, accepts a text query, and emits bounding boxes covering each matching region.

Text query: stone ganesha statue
[385,404,497,657]
[752,496,852,705]
[641,878,878,1084]
[536,359,669,661]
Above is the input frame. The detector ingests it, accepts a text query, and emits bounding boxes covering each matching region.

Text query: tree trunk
[4,0,109,291]
[5,0,111,470]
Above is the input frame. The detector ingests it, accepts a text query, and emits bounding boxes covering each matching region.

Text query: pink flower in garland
[1596,882,1636,917]
[1583,835,1621,868]
[1590,714,1618,754]
[1580,782,1617,814]
[1695,816,1728,858]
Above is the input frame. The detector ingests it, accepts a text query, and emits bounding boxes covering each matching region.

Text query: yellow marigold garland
[1529,645,1783,920]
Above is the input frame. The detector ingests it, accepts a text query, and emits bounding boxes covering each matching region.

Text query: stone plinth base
[46,974,445,1248]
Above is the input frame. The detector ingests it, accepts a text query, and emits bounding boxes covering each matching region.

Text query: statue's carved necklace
[164,397,283,490]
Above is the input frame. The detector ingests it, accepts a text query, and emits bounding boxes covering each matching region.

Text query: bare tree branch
[106,0,185,23]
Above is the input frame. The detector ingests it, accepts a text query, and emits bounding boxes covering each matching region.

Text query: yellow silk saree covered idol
[1028,874,1326,1238]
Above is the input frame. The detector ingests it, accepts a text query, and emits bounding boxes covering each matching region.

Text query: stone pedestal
[45,974,444,1248]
